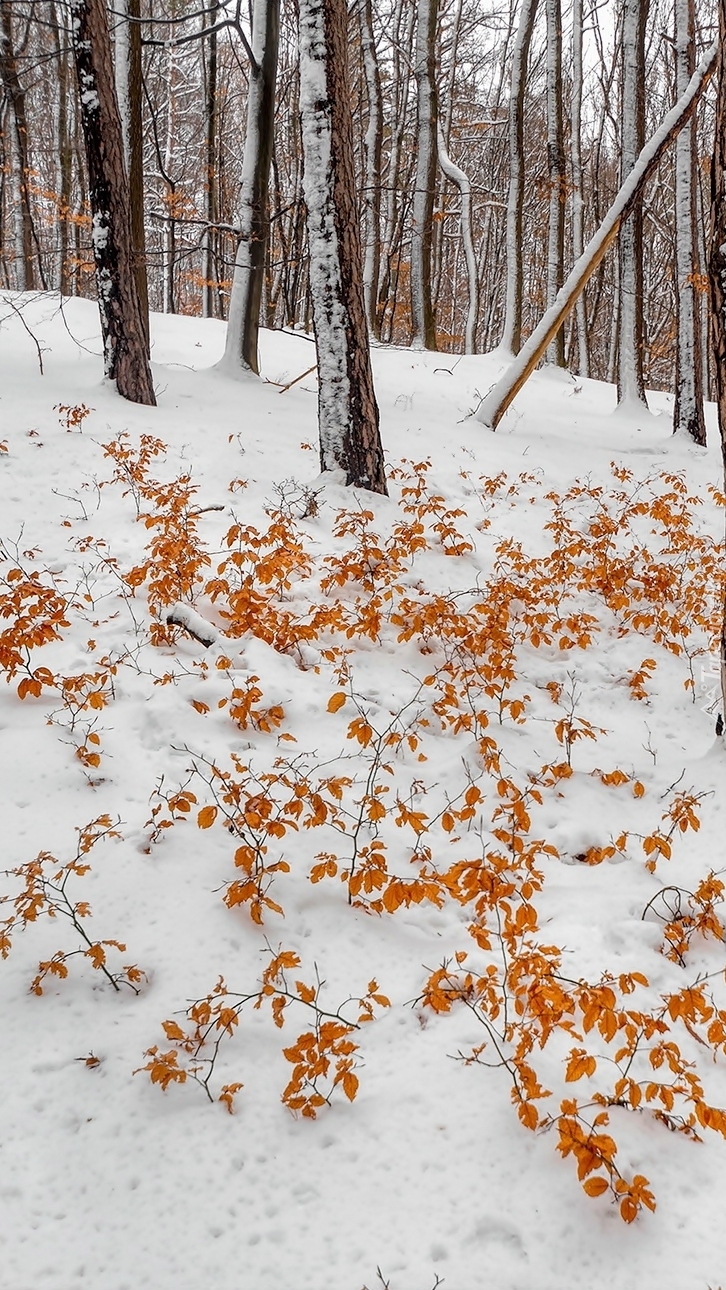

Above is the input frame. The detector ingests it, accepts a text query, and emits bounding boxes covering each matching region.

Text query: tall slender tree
[70,0,155,404]
[222,0,280,374]
[673,0,706,444]
[0,0,37,290]
[298,0,387,493]
[411,0,438,350]
[501,0,539,355]
[617,0,649,407]
[709,0,726,730]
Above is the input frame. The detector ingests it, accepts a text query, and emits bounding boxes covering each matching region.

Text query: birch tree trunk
[617,0,649,407]
[545,0,566,367]
[673,0,706,444]
[298,0,387,493]
[70,0,155,405]
[709,0,726,732]
[222,0,280,374]
[411,0,438,350]
[501,0,539,355]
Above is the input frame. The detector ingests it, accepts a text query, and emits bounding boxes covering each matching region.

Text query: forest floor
[1,291,725,1290]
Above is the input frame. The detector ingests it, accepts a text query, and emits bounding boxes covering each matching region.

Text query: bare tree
[298,0,387,493]
[709,0,726,731]
[70,0,155,405]
[478,37,717,428]
[545,0,565,366]
[223,0,280,374]
[673,0,705,444]
[617,0,649,407]
[411,0,438,350]
[0,0,37,290]
[501,0,539,355]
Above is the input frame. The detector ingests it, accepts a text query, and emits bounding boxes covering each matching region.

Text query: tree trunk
[201,4,219,321]
[709,0,726,732]
[673,0,705,444]
[359,0,382,340]
[0,0,36,290]
[70,0,155,405]
[436,120,477,353]
[501,0,538,355]
[570,0,588,376]
[410,0,438,350]
[223,0,280,374]
[298,0,387,494]
[545,0,566,366]
[617,0,649,407]
[477,38,717,429]
[113,0,149,350]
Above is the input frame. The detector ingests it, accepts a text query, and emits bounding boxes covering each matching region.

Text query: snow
[0,290,725,1289]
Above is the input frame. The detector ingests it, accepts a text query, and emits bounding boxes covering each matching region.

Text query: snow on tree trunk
[673,0,706,445]
[617,0,648,408]
[298,0,386,494]
[222,0,279,374]
[477,38,717,429]
[545,0,565,367]
[436,120,478,353]
[571,0,589,377]
[709,0,726,730]
[360,0,382,340]
[70,0,155,405]
[411,0,438,351]
[501,0,538,356]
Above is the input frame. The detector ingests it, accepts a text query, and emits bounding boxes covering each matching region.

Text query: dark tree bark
[298,0,387,494]
[359,0,382,340]
[709,0,726,728]
[70,0,155,404]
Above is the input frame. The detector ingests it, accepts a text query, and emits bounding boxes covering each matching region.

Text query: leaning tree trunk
[617,0,649,407]
[501,0,538,355]
[410,0,438,351]
[70,0,155,405]
[222,0,280,374]
[673,0,705,444]
[709,0,726,732]
[477,38,717,429]
[298,0,387,494]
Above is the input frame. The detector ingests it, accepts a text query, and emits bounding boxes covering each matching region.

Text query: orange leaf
[583,1176,609,1198]
[327,692,347,713]
[197,805,218,829]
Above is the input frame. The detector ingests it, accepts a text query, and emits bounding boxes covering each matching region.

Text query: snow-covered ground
[1,291,725,1290]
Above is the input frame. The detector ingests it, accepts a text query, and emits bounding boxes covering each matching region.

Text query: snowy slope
[1,291,725,1290]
